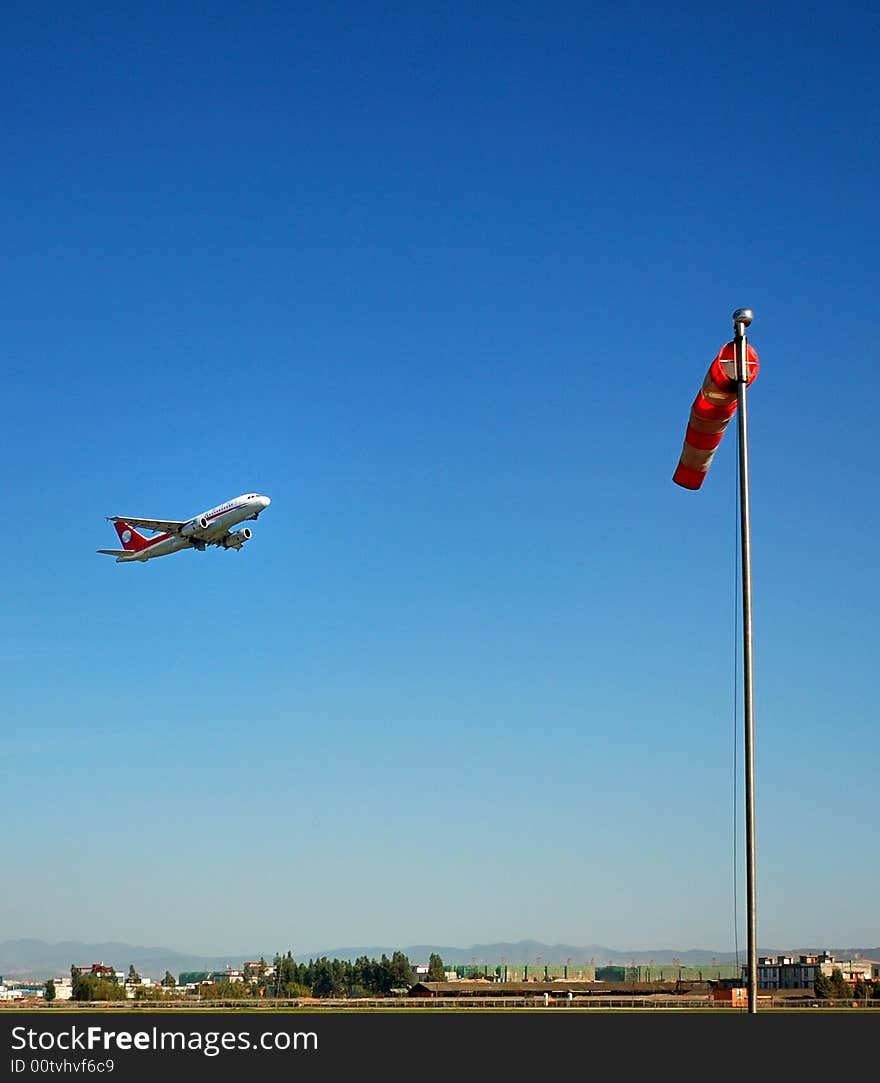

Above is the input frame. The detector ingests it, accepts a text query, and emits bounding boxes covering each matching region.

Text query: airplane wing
[97,548,130,557]
[107,516,186,534]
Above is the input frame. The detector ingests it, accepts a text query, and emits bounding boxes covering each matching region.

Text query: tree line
[69,950,445,1001]
[183,951,447,1000]
[69,964,177,1001]
[814,968,878,1001]
[244,950,445,999]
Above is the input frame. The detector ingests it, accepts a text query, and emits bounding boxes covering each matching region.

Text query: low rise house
[710,980,748,1006]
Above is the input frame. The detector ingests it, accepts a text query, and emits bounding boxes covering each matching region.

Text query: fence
[27,996,880,1011]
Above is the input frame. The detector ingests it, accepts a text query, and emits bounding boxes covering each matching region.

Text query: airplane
[97,492,271,563]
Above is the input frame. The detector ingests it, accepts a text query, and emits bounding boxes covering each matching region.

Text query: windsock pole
[733,307,758,1015]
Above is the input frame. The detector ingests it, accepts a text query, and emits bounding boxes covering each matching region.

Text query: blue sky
[3,2,878,958]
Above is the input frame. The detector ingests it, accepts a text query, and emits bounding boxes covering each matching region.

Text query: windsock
[672,340,759,490]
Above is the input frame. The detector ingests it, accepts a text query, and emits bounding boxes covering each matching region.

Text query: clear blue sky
[3,2,878,958]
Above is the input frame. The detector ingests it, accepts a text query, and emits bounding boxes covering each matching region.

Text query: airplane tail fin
[112,520,150,552]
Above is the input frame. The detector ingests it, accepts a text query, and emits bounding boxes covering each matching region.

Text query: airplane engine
[221,528,251,549]
[180,515,210,537]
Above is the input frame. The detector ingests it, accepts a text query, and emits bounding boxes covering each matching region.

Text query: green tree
[352,956,372,992]
[200,980,250,1000]
[44,979,56,1002]
[814,969,833,999]
[310,956,348,998]
[853,977,870,1004]
[375,954,394,995]
[311,958,335,998]
[390,951,413,989]
[127,964,141,985]
[102,976,125,999]
[71,971,126,1002]
[161,970,176,988]
[829,968,849,1002]
[272,951,304,997]
[179,971,209,985]
[427,953,445,982]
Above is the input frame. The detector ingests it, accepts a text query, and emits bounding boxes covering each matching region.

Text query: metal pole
[732,306,758,1014]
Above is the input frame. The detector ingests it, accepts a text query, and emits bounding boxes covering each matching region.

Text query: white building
[49,978,73,1001]
[755,952,876,989]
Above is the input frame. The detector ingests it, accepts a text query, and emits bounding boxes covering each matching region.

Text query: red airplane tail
[113,521,150,552]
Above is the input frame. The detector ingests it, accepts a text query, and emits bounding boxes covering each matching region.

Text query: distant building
[73,963,117,980]
[0,980,46,1000]
[750,952,877,990]
[209,967,244,983]
[816,956,876,983]
[243,962,276,983]
[50,978,73,1001]
[710,980,748,1006]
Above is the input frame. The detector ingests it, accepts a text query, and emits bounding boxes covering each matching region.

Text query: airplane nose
[261,496,271,509]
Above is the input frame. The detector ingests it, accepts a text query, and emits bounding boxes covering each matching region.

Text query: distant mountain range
[308,939,880,969]
[3,938,878,981]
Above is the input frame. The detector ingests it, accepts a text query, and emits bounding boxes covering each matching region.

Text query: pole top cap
[733,308,754,327]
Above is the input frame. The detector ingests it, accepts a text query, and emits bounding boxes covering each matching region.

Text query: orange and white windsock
[672,340,759,490]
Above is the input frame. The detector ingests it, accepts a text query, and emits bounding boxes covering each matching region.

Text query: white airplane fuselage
[104,493,271,562]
